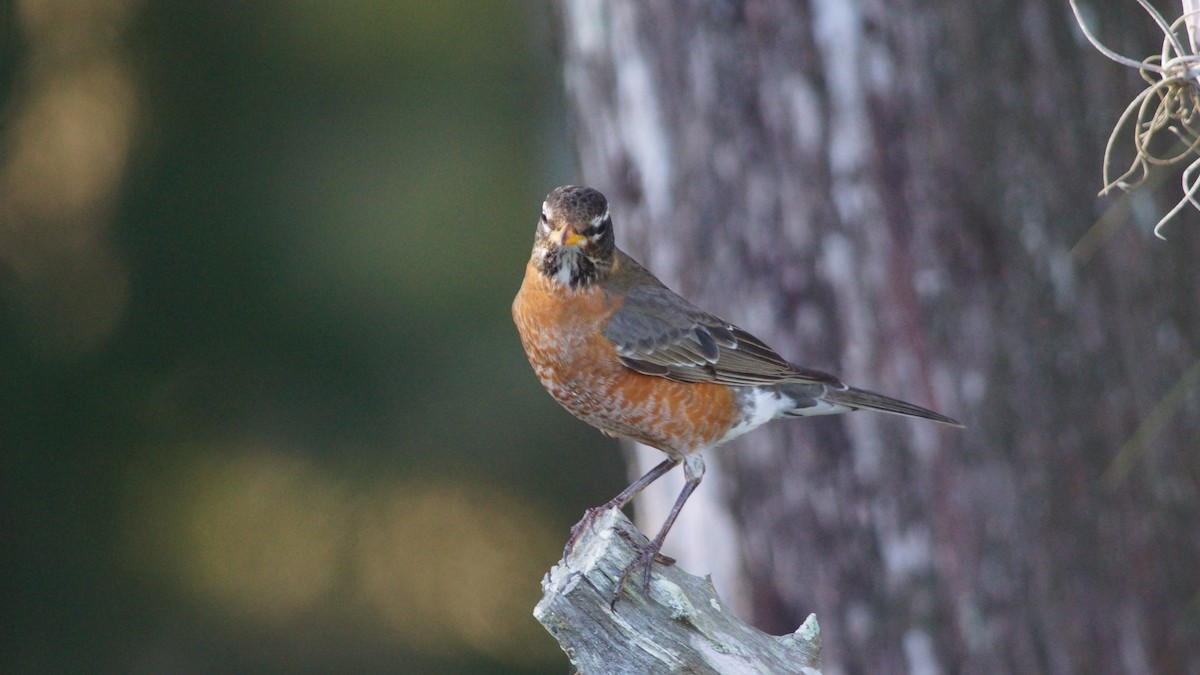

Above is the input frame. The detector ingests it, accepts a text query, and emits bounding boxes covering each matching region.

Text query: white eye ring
[590,208,610,232]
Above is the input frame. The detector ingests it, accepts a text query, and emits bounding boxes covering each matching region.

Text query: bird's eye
[540,212,548,224]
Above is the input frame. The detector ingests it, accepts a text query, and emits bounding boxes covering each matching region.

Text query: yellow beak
[554,226,587,247]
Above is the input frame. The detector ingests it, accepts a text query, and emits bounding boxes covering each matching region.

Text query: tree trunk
[557,1,1200,673]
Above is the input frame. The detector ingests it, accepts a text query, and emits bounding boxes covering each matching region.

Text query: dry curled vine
[1071,0,1200,238]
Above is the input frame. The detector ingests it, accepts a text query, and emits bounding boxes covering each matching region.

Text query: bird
[512,185,962,605]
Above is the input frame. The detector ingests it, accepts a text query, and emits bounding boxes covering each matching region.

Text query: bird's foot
[563,505,610,559]
[609,531,672,610]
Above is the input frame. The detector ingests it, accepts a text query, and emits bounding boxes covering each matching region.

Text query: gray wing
[602,283,843,387]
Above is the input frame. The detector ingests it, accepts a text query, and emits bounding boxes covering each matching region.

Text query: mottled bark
[557,0,1200,673]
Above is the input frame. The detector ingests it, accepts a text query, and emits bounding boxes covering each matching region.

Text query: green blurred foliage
[0,1,623,672]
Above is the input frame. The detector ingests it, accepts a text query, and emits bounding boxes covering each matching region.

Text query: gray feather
[823,387,963,426]
[601,254,841,388]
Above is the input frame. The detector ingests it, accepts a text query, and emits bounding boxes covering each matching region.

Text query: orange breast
[512,260,736,455]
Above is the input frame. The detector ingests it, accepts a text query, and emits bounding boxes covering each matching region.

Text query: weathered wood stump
[535,509,823,674]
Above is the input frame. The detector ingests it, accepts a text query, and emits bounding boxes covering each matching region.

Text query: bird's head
[531,185,616,289]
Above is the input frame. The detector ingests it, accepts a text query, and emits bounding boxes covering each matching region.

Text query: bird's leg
[612,454,705,608]
[564,456,680,558]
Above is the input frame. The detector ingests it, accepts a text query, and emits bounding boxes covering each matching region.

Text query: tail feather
[823,386,963,427]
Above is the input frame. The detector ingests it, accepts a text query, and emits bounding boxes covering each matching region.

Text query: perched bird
[512,185,961,604]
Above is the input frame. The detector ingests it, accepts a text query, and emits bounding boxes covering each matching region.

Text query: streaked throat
[540,244,601,290]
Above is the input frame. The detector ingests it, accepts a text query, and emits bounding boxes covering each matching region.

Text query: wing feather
[603,281,842,388]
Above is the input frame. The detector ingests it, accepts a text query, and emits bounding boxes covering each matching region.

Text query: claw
[608,530,675,609]
[563,506,606,558]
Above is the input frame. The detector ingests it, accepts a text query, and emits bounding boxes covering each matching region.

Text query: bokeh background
[1,2,626,672]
